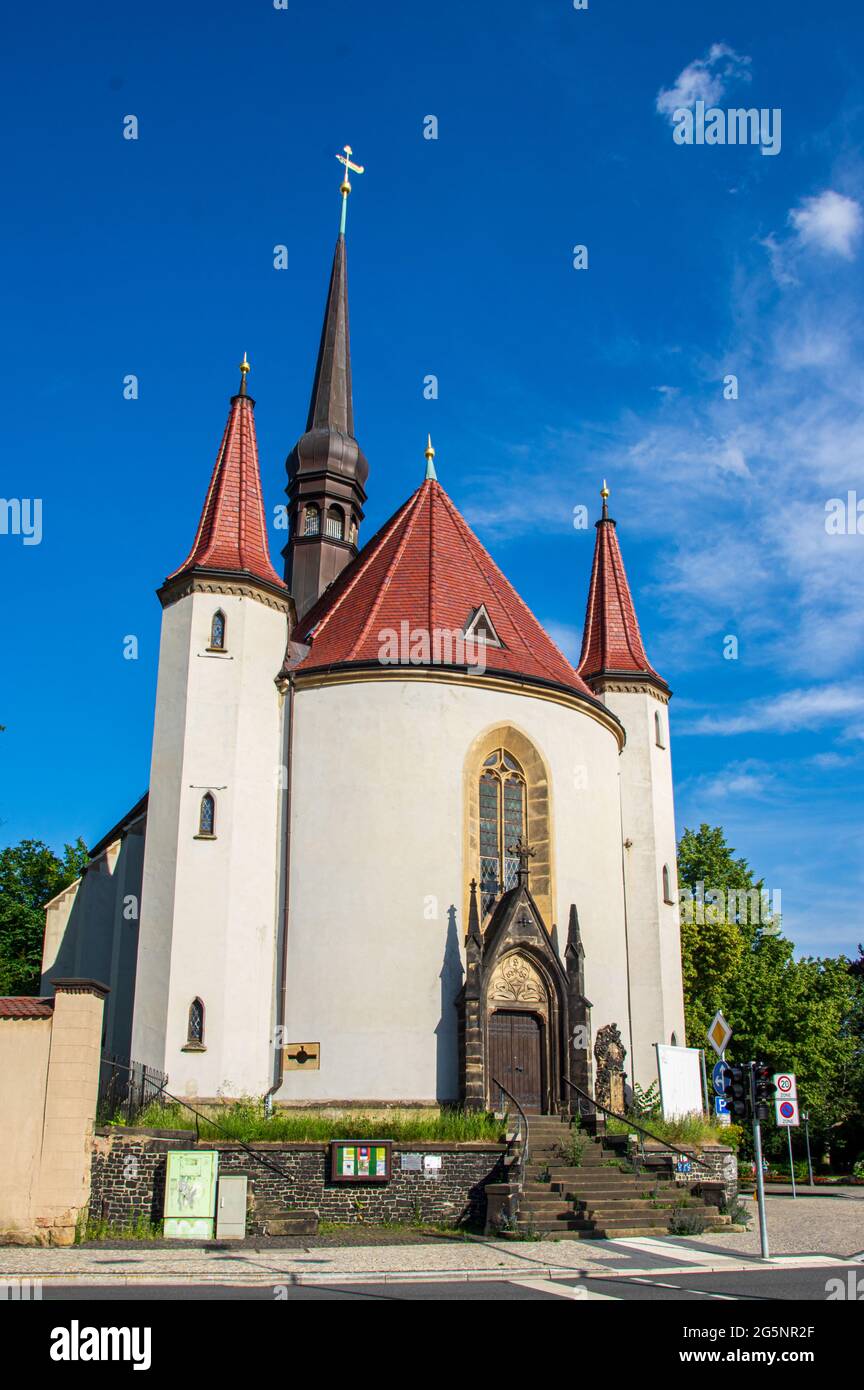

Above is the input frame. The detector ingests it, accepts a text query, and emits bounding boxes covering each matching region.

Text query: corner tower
[132,360,292,1096]
[283,151,369,619]
[577,483,685,1085]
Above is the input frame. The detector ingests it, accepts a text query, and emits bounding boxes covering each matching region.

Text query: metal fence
[97,1054,167,1126]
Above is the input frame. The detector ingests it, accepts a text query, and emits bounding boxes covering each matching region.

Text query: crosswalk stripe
[509,1278,619,1301]
[600,1237,744,1266]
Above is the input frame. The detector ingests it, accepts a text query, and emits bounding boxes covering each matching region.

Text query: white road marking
[628,1277,736,1299]
[510,1277,619,1301]
[601,1238,744,1266]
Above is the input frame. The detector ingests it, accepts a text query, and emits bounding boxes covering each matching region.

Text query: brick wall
[90,1130,507,1233]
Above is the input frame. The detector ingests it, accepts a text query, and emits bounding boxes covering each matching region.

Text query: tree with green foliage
[677,824,862,1165]
[0,838,89,995]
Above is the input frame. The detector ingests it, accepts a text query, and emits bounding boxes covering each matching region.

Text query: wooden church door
[489,1010,543,1112]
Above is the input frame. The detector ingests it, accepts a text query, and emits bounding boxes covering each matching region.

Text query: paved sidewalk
[2,1190,861,1287]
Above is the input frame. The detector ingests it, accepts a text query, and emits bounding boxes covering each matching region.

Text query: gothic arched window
[199,793,215,837]
[187,998,205,1046]
[479,749,526,915]
[325,506,344,541]
[210,609,226,651]
[303,504,320,537]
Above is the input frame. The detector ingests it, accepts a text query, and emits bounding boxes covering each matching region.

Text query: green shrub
[668,1207,709,1235]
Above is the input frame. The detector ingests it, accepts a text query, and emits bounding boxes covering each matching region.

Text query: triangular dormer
[463,603,504,649]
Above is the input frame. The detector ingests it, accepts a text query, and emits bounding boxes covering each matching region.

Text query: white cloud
[789,190,863,259]
[685,759,777,800]
[681,682,864,737]
[656,44,751,122]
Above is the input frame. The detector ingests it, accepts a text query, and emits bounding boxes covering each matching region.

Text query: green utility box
[163,1150,219,1239]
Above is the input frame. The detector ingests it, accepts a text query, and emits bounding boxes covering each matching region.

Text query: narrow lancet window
[210,610,226,651]
[199,793,216,837]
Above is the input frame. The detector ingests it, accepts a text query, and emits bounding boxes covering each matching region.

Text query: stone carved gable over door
[488,954,546,1008]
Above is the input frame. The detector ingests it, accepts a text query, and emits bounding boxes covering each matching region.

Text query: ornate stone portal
[460,864,594,1114]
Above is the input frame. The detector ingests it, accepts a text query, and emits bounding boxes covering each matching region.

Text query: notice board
[330,1140,392,1183]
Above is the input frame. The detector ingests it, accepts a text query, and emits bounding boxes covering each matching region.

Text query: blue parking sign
[714,1096,730,1116]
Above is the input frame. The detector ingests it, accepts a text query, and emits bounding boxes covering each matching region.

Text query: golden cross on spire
[336,144,365,233]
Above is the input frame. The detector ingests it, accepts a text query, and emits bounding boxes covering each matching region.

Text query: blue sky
[1,0,861,958]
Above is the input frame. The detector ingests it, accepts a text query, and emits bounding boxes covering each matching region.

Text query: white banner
[656,1044,705,1119]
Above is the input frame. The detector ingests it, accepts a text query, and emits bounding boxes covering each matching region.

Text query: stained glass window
[478,750,526,916]
[199,793,215,836]
[304,505,320,536]
[210,610,226,650]
[188,998,204,1044]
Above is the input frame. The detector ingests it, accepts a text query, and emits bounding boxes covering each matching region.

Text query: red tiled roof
[166,391,286,590]
[578,515,665,686]
[291,479,596,699]
[0,997,54,1019]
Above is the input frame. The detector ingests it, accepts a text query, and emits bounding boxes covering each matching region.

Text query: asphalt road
[36,1265,860,1300]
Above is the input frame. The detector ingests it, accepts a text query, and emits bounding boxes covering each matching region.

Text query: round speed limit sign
[776,1074,794,1094]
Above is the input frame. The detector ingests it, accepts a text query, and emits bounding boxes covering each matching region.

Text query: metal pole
[787,1125,797,1198]
[750,1064,770,1259]
[699,1048,710,1117]
[803,1111,814,1186]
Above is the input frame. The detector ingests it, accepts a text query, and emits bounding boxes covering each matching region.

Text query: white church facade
[41,207,686,1113]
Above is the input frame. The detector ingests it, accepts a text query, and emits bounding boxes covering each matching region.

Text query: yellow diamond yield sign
[707,1011,732,1058]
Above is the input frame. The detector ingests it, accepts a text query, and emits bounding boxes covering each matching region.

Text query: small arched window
[349,515,358,545]
[187,998,205,1046]
[199,793,215,837]
[303,504,320,537]
[325,506,345,541]
[210,609,226,651]
[662,864,673,904]
[655,710,665,748]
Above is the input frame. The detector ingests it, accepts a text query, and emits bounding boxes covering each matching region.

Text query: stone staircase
[515,1115,708,1240]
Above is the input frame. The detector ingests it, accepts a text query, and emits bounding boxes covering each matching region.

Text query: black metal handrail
[492,1075,530,1177]
[563,1076,712,1173]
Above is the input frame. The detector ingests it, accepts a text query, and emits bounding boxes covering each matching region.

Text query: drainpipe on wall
[265,667,298,1112]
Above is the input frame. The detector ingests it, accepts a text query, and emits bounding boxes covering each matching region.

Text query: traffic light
[752,1061,776,1124]
[728,1064,750,1120]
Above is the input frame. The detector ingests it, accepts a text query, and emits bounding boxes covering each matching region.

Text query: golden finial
[238,351,251,395]
[424,434,437,481]
[600,478,610,519]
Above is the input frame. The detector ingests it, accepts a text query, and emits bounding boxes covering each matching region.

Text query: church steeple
[577,482,667,693]
[163,358,286,599]
[284,152,369,621]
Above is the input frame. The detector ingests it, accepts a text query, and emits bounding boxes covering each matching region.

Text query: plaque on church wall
[400,1153,422,1171]
[330,1140,392,1183]
[283,1042,320,1070]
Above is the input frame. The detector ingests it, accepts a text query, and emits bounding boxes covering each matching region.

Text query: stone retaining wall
[89,1130,507,1234]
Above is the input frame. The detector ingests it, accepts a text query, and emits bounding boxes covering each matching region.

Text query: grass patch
[606,1112,742,1149]
[122,1100,505,1144]
[78,1212,162,1243]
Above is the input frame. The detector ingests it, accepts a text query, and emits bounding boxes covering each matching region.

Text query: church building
[41,166,686,1114]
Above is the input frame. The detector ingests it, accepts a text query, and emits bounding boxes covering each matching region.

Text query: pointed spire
[565,904,584,963]
[164,365,286,594]
[467,877,482,947]
[306,234,358,438]
[577,483,666,690]
[424,434,437,481]
[284,225,369,619]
